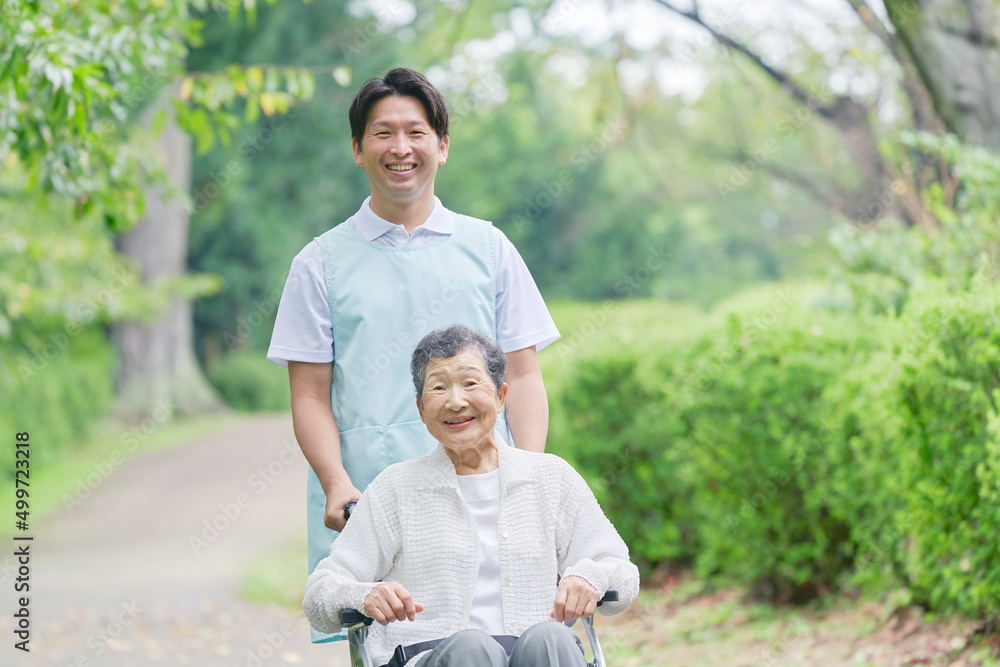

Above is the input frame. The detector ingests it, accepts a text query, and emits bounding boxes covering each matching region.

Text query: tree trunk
[111,84,226,422]
[885,0,1000,150]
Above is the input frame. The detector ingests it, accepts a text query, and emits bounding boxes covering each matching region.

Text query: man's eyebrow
[369,120,431,130]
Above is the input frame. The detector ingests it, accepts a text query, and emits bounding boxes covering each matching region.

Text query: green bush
[834,279,1000,618]
[553,295,879,596]
[556,355,696,571]
[0,327,115,478]
[672,307,877,599]
[207,351,291,412]
[552,277,1000,617]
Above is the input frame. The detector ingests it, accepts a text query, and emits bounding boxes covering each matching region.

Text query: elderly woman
[303,325,639,666]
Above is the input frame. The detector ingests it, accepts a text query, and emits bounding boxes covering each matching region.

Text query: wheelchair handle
[341,608,373,627]
[344,499,358,521]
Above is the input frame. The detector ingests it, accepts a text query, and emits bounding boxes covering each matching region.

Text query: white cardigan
[303,443,640,666]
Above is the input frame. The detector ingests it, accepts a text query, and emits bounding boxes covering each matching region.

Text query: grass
[242,535,308,610]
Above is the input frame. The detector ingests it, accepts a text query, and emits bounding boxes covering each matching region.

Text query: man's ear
[352,136,364,166]
[438,135,449,165]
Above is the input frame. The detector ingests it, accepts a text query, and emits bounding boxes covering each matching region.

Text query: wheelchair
[337,502,618,667]
[340,590,618,667]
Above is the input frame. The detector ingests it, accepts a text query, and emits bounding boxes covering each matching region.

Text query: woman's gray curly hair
[411,325,506,401]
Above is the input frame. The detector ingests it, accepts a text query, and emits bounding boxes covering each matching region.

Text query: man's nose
[390,133,412,155]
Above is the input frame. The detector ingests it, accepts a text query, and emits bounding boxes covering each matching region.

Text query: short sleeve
[493,227,560,353]
[266,242,335,367]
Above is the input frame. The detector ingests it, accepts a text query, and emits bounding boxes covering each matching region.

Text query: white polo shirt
[267,196,560,366]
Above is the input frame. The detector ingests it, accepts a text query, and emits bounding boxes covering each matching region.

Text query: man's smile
[387,164,416,172]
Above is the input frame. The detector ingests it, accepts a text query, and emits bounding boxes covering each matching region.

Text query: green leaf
[151,108,167,136]
[191,109,215,155]
[299,71,315,101]
[285,68,300,97]
[245,93,261,124]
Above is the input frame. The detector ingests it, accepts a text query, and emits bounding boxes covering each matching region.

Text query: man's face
[353,95,449,205]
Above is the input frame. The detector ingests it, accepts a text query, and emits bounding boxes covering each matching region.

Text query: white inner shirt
[456,469,505,636]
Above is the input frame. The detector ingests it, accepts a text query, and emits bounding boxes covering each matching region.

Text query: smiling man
[266,67,560,644]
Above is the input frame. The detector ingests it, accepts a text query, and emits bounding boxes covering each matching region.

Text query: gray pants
[414,622,588,667]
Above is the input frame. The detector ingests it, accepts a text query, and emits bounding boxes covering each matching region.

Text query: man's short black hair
[349,67,450,148]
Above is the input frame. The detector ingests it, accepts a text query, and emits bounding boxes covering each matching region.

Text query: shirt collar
[417,441,535,492]
[353,195,454,241]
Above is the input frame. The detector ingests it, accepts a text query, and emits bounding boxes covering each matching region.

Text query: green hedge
[207,350,291,412]
[552,279,1000,617]
[0,327,115,478]
[834,282,1000,617]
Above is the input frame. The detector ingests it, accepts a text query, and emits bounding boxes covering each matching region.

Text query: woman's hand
[550,575,600,623]
[363,582,424,626]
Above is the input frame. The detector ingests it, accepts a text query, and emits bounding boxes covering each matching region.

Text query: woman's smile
[416,350,508,470]
[444,416,475,428]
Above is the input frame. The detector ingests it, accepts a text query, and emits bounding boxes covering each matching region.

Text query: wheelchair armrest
[597,589,618,607]
[341,609,374,627]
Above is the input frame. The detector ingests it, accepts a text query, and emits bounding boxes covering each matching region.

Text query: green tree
[1,0,315,420]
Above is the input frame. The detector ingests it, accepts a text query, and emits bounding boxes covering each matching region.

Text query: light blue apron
[309,212,512,642]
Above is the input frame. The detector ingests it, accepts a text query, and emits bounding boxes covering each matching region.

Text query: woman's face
[416,349,507,455]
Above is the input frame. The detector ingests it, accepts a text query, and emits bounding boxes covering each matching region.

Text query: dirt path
[2,413,350,667]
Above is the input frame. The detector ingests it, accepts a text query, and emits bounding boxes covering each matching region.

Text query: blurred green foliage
[551,275,1000,617]
[0,0,317,464]
[0,176,128,472]
[0,327,114,479]
[185,1,837,369]
[547,141,1000,617]
[207,351,291,412]
[830,132,1000,315]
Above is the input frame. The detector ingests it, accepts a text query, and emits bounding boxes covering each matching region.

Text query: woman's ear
[497,382,508,410]
[416,396,427,423]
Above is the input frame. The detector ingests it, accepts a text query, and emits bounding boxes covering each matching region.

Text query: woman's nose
[444,386,468,408]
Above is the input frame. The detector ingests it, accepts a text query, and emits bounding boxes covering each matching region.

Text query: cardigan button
[500,531,508,539]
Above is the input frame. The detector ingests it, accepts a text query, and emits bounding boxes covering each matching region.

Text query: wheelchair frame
[341,589,618,667]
